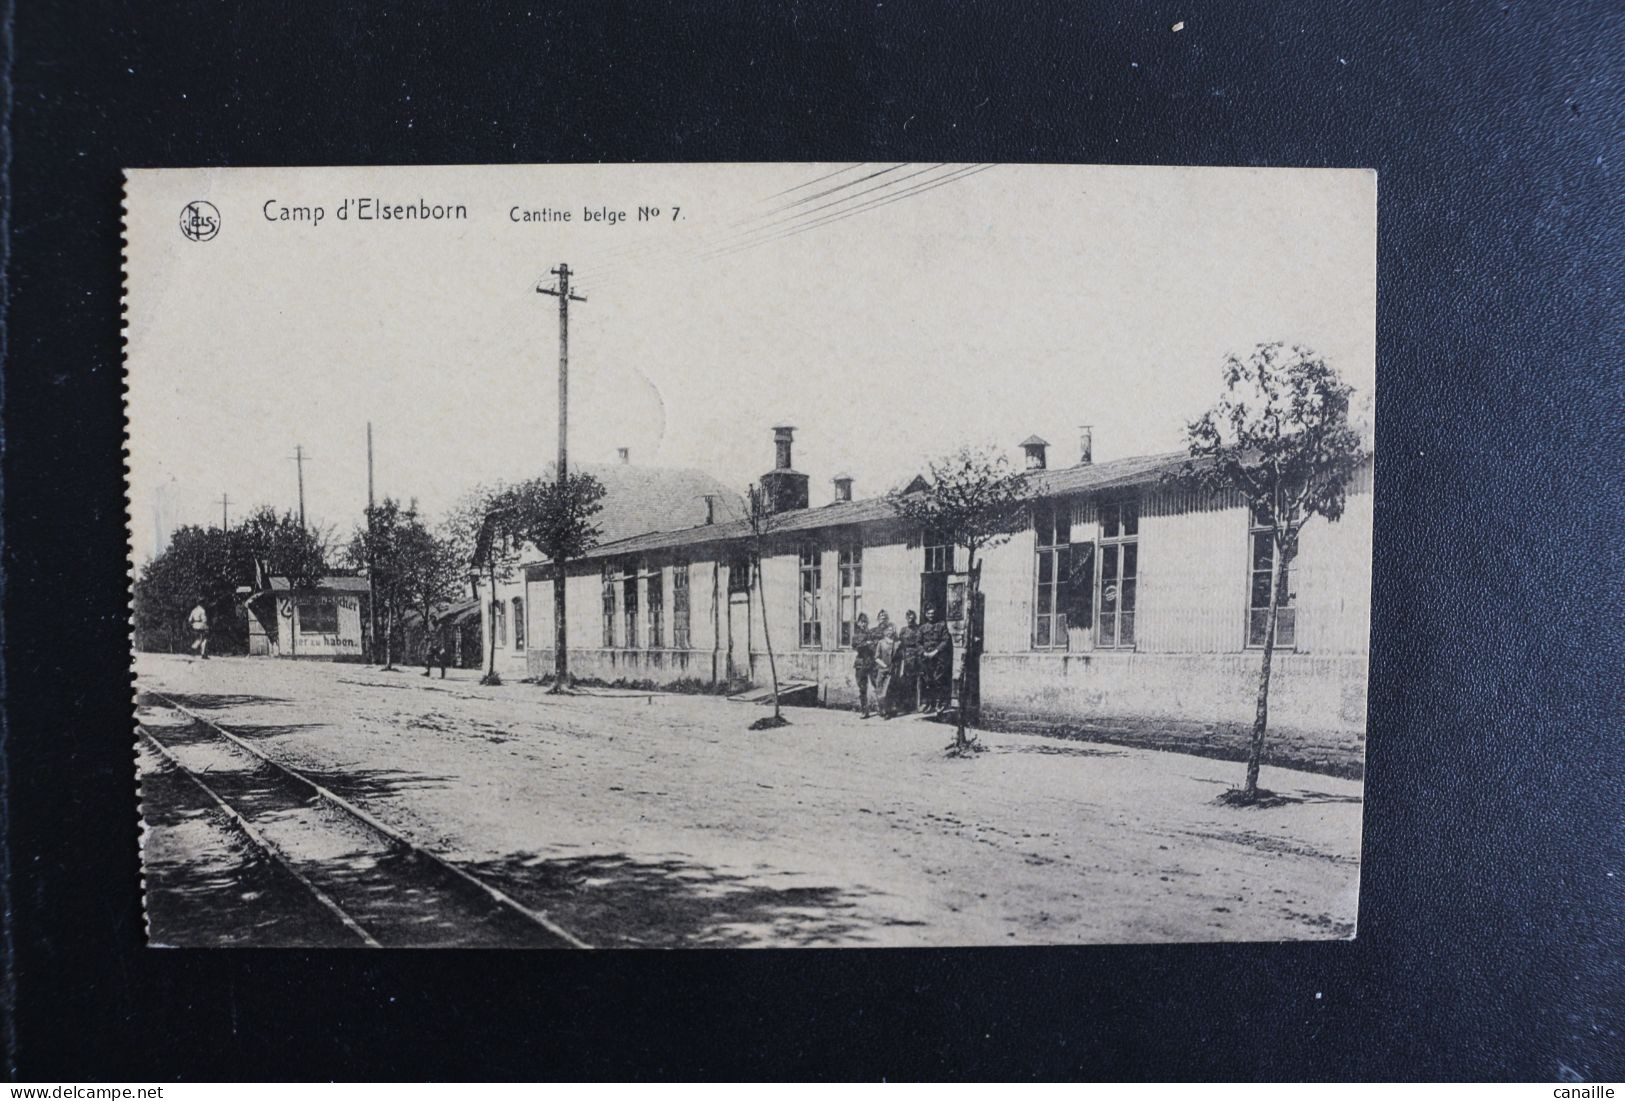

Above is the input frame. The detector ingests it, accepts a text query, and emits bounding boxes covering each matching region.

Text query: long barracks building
[479,428,1372,746]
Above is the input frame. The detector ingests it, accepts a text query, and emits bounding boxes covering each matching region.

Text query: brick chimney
[759,426,810,512]
[1077,426,1093,466]
[1020,435,1050,471]
[832,474,854,503]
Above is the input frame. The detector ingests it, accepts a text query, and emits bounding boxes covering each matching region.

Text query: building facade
[481,432,1372,742]
[246,575,371,659]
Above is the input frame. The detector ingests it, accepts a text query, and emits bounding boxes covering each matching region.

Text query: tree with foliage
[133,524,242,654]
[440,480,508,599]
[1174,342,1368,805]
[743,484,789,728]
[348,498,455,672]
[236,506,330,591]
[499,472,607,692]
[133,508,328,655]
[887,445,1033,755]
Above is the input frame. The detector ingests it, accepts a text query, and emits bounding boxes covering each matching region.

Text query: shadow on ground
[468,851,921,948]
[137,690,290,711]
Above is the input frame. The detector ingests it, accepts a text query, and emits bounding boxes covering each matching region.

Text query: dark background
[5,0,1620,1082]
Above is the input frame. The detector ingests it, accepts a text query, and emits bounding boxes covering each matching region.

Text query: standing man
[851,612,875,717]
[897,610,923,715]
[187,598,210,660]
[919,604,952,713]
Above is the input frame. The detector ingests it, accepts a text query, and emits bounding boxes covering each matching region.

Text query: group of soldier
[851,604,953,719]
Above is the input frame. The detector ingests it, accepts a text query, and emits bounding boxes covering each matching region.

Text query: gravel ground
[136,653,1363,948]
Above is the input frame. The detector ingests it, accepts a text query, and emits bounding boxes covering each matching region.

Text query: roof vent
[617,447,631,465]
[1020,435,1050,471]
[832,475,854,503]
[1077,426,1093,466]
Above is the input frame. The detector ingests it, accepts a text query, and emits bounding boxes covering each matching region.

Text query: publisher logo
[180,200,220,242]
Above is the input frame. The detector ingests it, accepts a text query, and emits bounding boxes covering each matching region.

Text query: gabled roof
[484,462,746,567]
[269,575,371,593]
[567,449,1194,566]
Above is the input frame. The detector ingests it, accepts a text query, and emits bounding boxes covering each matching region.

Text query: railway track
[137,690,589,949]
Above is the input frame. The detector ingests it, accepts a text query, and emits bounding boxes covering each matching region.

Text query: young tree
[887,445,1033,755]
[501,472,607,692]
[395,517,465,666]
[1174,342,1368,804]
[441,480,508,599]
[743,484,789,728]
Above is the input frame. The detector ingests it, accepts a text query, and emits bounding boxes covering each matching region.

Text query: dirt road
[135,654,1362,947]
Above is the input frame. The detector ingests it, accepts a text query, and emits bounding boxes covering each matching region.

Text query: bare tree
[743,484,789,728]
[887,445,1033,755]
[1174,342,1368,804]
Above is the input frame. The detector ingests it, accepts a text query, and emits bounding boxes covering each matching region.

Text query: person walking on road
[423,620,448,679]
[187,599,210,660]
[851,612,876,717]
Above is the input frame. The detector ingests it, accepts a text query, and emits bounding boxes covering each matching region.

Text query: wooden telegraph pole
[367,422,379,664]
[538,264,586,688]
[292,444,308,529]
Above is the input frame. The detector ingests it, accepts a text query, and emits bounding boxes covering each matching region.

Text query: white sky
[125,163,1376,560]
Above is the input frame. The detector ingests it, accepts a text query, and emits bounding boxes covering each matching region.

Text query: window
[1097,501,1139,649]
[602,564,616,647]
[646,566,664,649]
[512,597,525,651]
[798,543,822,648]
[623,564,640,649]
[924,532,955,574]
[728,550,752,594]
[837,544,863,646]
[1032,501,1072,648]
[672,561,691,649]
[298,600,338,635]
[491,599,507,647]
[1247,510,1296,648]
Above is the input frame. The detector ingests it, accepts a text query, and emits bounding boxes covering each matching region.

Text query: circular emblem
[179,200,220,242]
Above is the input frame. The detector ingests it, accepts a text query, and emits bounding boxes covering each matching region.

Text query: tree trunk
[955,552,979,751]
[755,556,782,721]
[551,568,569,692]
[383,602,395,670]
[1245,539,1292,799]
[485,563,498,680]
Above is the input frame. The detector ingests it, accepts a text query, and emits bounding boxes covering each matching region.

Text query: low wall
[527,646,721,684]
[977,650,1368,733]
[521,644,1368,748]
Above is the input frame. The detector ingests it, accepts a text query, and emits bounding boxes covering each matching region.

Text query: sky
[125,163,1376,561]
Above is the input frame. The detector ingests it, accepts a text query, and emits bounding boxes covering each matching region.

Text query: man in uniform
[919,603,952,713]
[896,609,924,714]
[851,612,876,717]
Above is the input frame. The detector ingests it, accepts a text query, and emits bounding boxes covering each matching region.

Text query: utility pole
[292,444,308,529]
[220,493,229,529]
[538,264,586,688]
[367,422,378,665]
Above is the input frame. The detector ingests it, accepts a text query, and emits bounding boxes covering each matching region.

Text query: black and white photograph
[126,162,1375,949]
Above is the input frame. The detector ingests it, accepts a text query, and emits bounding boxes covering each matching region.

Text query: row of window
[1029,500,1294,651]
[600,562,692,650]
[492,502,1298,655]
